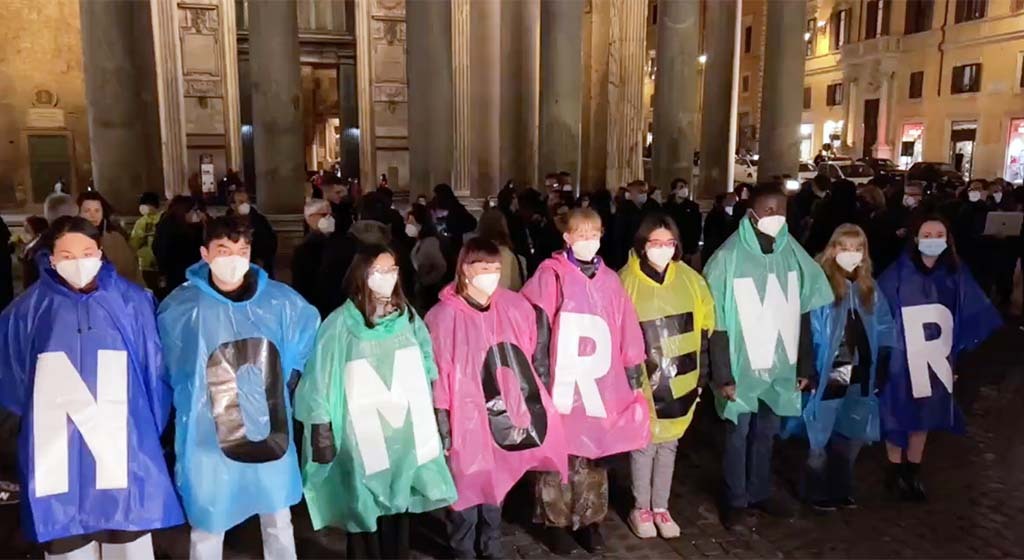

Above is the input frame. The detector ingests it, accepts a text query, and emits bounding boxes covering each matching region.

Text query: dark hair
[344,243,411,328]
[203,215,253,247]
[162,195,195,225]
[633,212,683,262]
[670,177,688,190]
[909,212,960,269]
[139,191,161,208]
[76,191,121,235]
[24,215,48,238]
[813,173,831,192]
[476,209,512,248]
[749,182,787,205]
[357,191,389,222]
[627,179,647,191]
[497,186,517,211]
[455,237,502,297]
[44,216,102,252]
[408,204,438,239]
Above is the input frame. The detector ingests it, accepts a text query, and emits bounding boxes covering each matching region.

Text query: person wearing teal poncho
[294,244,456,559]
[703,184,833,530]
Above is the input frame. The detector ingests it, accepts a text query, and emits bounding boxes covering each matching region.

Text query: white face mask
[368,271,399,298]
[139,205,152,216]
[647,246,675,269]
[754,214,786,237]
[236,202,251,216]
[209,255,249,285]
[405,223,421,238]
[571,239,600,261]
[562,184,574,192]
[54,257,103,289]
[724,205,735,216]
[635,193,649,205]
[903,195,917,208]
[187,210,201,223]
[317,215,336,234]
[993,192,1003,203]
[835,251,863,272]
[968,191,982,202]
[678,188,690,199]
[470,272,501,297]
[19,231,33,243]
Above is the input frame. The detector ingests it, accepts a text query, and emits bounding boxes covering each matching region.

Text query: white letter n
[33,351,128,498]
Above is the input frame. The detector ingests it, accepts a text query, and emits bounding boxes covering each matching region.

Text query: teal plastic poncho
[704,217,833,423]
[294,301,456,533]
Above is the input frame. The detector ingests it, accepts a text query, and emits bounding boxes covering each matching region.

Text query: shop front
[899,122,924,169]
[1005,118,1024,186]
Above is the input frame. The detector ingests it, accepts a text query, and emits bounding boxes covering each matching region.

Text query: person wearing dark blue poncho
[0,217,184,559]
[877,213,1001,501]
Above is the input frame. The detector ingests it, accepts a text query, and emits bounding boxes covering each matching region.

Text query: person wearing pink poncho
[521,208,649,555]
[426,237,568,559]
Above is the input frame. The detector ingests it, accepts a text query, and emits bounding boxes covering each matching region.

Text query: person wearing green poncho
[294,244,456,559]
[703,183,833,530]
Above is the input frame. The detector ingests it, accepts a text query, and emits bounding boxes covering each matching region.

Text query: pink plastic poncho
[521,252,650,459]
[426,285,569,510]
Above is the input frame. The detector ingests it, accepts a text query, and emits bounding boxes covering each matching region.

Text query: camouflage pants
[533,456,608,529]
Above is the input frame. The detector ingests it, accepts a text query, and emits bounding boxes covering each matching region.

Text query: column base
[873,143,893,160]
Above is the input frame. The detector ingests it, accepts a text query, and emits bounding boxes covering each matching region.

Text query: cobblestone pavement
[2,320,1022,559]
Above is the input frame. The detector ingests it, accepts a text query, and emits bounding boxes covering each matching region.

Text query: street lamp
[698,53,707,64]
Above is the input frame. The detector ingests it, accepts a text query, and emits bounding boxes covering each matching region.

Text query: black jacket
[0,217,12,311]
[664,198,702,256]
[290,231,329,306]
[153,217,203,296]
[701,206,738,264]
[227,209,278,278]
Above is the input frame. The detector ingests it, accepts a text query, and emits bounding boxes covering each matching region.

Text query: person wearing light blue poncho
[158,216,320,560]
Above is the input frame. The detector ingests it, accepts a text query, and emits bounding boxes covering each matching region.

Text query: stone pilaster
[757,0,807,181]
[354,0,376,190]
[452,0,471,195]
[150,0,188,198]
[605,0,647,189]
[651,0,701,191]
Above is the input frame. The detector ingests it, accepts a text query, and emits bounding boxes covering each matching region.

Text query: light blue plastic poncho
[295,300,457,533]
[788,284,896,449]
[157,262,320,533]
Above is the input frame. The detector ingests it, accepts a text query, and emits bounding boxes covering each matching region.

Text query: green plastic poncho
[620,253,715,444]
[294,301,457,533]
[703,217,833,424]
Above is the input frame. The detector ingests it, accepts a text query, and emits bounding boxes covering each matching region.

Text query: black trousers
[346,513,412,559]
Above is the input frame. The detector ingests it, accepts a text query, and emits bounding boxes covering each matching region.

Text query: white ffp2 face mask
[236,202,251,216]
[368,271,399,298]
[646,246,675,269]
[317,215,336,234]
[405,223,421,238]
[835,251,863,272]
[754,214,786,237]
[210,255,250,285]
[54,257,103,289]
[571,239,600,262]
[470,272,501,297]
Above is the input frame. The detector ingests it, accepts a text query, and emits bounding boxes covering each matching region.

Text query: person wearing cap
[292,199,336,308]
[131,192,163,292]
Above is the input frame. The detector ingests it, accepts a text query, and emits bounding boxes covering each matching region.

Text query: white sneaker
[653,509,681,539]
[628,508,657,539]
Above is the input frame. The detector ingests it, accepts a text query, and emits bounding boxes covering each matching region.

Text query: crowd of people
[0,165,1018,560]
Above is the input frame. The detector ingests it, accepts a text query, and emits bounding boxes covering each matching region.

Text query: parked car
[798,162,817,182]
[906,161,965,192]
[859,157,906,181]
[734,156,758,183]
[817,160,876,185]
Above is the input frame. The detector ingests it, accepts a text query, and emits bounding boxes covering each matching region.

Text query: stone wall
[0,0,88,205]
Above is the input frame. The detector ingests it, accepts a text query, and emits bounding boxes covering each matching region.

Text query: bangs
[461,246,501,266]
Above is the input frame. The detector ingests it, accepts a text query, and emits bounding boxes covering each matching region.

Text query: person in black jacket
[805,179,858,257]
[291,199,335,307]
[430,183,477,256]
[153,195,204,298]
[611,180,661,268]
[701,193,739,265]
[323,181,354,237]
[226,189,278,278]
[663,178,702,266]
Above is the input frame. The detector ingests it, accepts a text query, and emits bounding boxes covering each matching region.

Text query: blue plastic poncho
[157,262,320,533]
[295,301,457,533]
[0,260,184,543]
[785,284,896,449]
[877,253,1001,448]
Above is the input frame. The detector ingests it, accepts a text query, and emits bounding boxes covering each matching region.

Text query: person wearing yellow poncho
[619,213,715,541]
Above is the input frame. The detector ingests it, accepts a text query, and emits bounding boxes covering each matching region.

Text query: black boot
[573,523,606,554]
[885,461,909,499]
[543,526,578,556]
[904,462,927,502]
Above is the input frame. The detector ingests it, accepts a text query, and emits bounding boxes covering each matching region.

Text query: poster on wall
[200,153,215,194]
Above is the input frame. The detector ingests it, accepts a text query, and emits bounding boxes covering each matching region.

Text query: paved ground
[2,318,1023,559]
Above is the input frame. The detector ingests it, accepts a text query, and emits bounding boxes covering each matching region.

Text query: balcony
[840,35,903,63]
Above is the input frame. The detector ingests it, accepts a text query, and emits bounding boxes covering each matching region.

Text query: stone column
[470,0,501,197]
[651,0,701,191]
[539,0,584,183]
[605,0,648,189]
[499,0,539,189]
[406,0,452,194]
[354,0,377,190]
[80,0,164,212]
[874,68,893,159]
[757,0,807,181]
[150,0,188,198]
[699,0,740,195]
[846,80,859,151]
[337,62,360,180]
[249,0,303,213]
[220,0,243,172]
[452,0,472,195]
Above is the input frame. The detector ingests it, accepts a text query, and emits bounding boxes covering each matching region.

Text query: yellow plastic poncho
[620,253,715,443]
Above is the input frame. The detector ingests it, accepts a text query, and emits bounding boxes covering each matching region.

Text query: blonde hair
[817,223,875,310]
[562,207,602,234]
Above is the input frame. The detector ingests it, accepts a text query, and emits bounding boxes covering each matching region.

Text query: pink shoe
[653,509,681,539]
[628,508,657,539]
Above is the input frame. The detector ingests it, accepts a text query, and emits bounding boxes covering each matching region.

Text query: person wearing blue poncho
[877,213,1001,501]
[795,224,896,511]
[0,217,184,559]
[158,216,320,560]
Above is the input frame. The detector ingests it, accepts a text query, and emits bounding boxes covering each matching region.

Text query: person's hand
[718,384,737,402]
[797,378,810,391]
